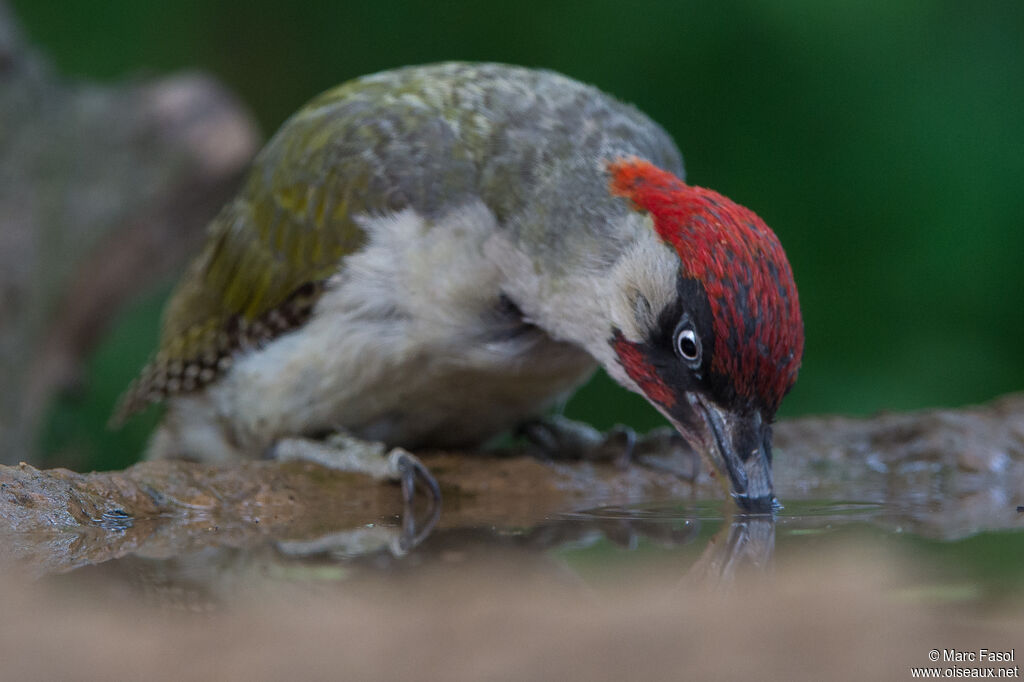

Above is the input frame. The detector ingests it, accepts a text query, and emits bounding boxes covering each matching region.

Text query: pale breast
[208,201,595,453]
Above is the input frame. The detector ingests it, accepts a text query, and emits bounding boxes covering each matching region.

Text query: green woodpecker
[115,63,804,513]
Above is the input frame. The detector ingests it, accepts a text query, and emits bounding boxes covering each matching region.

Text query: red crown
[609,158,803,411]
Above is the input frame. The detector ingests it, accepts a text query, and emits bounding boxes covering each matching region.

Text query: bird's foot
[271,433,440,553]
[519,416,699,479]
[518,415,636,469]
[631,426,702,480]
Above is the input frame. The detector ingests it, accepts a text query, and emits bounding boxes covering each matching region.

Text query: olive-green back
[113,62,682,421]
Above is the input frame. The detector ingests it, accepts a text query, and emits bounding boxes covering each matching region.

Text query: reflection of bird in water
[45,508,773,610]
[686,517,776,585]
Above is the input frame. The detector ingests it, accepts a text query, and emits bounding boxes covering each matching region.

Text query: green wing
[158,100,376,362]
[114,62,683,422]
[114,84,395,421]
[115,66,496,421]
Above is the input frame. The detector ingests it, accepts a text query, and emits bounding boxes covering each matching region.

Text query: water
[21,497,1022,609]
[4,492,1023,681]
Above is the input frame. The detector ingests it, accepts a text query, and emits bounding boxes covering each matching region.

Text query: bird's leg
[518,414,637,468]
[519,416,700,479]
[271,432,440,552]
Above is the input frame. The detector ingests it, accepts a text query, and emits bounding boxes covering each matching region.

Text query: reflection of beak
[672,394,777,514]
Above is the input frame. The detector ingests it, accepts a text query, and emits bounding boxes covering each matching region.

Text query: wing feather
[113,62,684,422]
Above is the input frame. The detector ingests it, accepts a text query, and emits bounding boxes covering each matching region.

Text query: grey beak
[678,394,777,514]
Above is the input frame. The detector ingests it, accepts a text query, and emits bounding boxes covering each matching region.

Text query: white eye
[674,322,701,365]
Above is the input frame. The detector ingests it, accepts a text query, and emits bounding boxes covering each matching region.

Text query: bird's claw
[386,449,441,552]
[593,424,637,469]
[632,427,701,480]
[519,415,637,466]
[520,418,700,480]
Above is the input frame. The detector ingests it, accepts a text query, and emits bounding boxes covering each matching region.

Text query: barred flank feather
[110,281,325,425]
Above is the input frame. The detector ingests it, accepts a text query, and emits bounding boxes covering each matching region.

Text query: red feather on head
[608,157,803,412]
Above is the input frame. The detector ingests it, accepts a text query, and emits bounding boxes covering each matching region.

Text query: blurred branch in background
[0,0,259,464]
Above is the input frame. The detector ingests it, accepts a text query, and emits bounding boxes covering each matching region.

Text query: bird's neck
[485,179,661,387]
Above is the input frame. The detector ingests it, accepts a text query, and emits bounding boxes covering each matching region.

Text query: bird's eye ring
[673,318,702,367]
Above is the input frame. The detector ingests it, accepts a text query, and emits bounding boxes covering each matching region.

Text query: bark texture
[2,392,1022,575]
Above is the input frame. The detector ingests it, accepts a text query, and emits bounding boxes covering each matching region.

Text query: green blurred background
[15,0,1024,470]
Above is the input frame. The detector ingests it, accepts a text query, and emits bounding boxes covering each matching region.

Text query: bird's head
[604,158,803,513]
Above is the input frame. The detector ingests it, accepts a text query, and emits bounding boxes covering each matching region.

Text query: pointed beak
[673,394,777,514]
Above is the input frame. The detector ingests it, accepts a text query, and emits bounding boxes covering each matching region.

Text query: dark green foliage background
[16,0,1024,469]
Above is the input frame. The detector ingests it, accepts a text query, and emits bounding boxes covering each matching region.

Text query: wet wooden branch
[2,392,1023,576]
[0,450,707,575]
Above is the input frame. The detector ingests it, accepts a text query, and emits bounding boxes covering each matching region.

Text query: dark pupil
[679,335,698,358]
